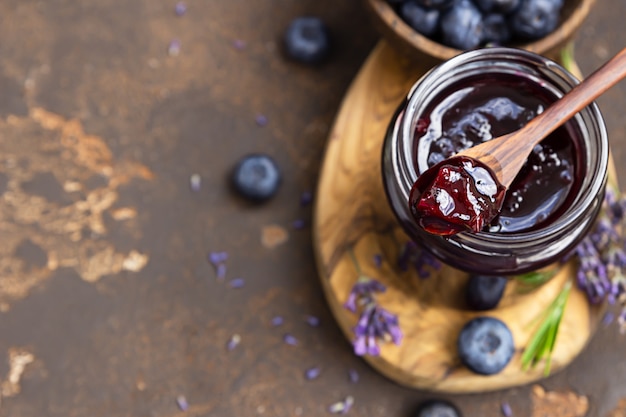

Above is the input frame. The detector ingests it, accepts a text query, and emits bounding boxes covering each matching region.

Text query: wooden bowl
[365,0,597,64]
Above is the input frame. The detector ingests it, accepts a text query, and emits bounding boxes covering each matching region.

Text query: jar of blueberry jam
[382,48,609,275]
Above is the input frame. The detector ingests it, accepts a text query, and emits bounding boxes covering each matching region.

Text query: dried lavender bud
[398,241,440,278]
[305,315,320,327]
[174,2,187,16]
[189,174,202,192]
[328,396,354,414]
[373,253,383,268]
[232,39,247,50]
[348,369,359,383]
[271,316,284,326]
[255,114,268,127]
[229,278,245,289]
[304,367,321,380]
[208,251,229,265]
[168,39,181,56]
[501,401,513,417]
[283,333,298,346]
[227,334,241,351]
[176,395,189,411]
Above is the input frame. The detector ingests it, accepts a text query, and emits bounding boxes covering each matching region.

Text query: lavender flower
[398,241,440,278]
[343,278,386,313]
[566,190,626,327]
[352,304,402,356]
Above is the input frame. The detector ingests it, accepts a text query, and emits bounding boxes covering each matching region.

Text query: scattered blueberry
[481,13,512,45]
[457,316,514,375]
[466,275,508,310]
[283,17,331,64]
[401,1,441,37]
[231,154,281,202]
[509,0,562,40]
[440,0,483,50]
[414,399,462,417]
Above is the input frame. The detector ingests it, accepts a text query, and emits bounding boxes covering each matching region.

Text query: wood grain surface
[313,40,605,393]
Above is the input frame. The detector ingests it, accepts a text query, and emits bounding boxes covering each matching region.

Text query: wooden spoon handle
[517,47,626,148]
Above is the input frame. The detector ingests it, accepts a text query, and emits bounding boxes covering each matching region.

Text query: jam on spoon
[409,155,506,236]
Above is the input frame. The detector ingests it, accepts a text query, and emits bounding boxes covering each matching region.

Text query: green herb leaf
[515,269,557,293]
[521,281,572,375]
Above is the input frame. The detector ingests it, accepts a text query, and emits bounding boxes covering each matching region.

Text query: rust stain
[608,398,626,417]
[0,108,154,308]
[261,224,289,249]
[1,348,35,397]
[531,384,589,417]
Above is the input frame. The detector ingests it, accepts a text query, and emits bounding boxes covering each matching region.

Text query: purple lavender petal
[501,402,513,417]
[283,333,298,346]
[343,292,358,313]
[603,311,615,326]
[255,114,268,127]
[208,251,228,265]
[174,1,187,16]
[226,334,241,351]
[341,396,354,414]
[271,316,284,326]
[300,191,313,207]
[366,335,380,356]
[229,278,245,289]
[348,369,359,383]
[305,315,320,327]
[176,395,189,411]
[304,367,321,380]
[353,335,367,356]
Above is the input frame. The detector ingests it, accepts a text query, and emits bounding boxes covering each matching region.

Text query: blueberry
[457,316,514,375]
[509,0,563,40]
[481,13,512,45]
[414,400,462,417]
[231,154,281,202]
[473,0,521,14]
[440,0,483,50]
[415,0,457,10]
[283,17,331,64]
[401,1,441,37]
[466,275,508,310]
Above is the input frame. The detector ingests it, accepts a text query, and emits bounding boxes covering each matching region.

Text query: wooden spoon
[457,46,626,188]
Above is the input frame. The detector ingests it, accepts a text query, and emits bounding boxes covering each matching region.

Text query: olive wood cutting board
[312,40,611,393]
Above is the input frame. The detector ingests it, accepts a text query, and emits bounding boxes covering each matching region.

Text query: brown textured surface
[0,1,624,416]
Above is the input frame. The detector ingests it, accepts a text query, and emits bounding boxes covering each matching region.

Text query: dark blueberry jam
[411,75,582,234]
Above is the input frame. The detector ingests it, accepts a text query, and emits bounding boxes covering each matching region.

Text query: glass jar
[382,47,609,275]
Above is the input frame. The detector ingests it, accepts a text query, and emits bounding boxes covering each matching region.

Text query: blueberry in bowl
[365,0,595,62]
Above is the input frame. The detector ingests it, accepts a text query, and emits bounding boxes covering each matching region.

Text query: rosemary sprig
[515,269,557,293]
[521,281,572,376]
